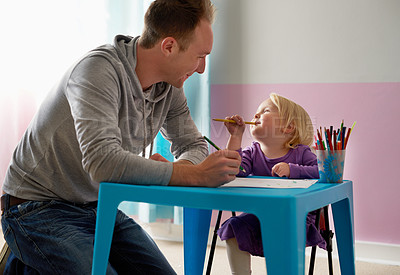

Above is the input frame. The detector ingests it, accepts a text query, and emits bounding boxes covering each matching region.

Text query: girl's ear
[283,122,295,134]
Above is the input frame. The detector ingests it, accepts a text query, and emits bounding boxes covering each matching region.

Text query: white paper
[220,177,318,189]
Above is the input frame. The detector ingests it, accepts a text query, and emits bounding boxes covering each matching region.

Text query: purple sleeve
[237,147,252,177]
[288,146,319,179]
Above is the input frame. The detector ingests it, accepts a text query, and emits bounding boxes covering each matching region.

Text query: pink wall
[210,82,400,245]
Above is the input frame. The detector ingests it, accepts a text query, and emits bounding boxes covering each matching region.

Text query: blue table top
[102,178,352,202]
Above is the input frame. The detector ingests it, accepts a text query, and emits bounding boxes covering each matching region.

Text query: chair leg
[206,211,237,275]
[308,208,321,275]
[206,210,223,275]
[323,206,334,275]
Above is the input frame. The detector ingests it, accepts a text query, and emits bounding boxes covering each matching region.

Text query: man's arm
[151,150,241,187]
[169,149,241,187]
[174,159,193,165]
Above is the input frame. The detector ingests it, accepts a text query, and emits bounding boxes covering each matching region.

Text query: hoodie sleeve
[160,88,208,165]
[65,54,173,186]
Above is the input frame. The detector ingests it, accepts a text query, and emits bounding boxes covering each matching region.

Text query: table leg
[92,196,120,275]
[257,208,307,275]
[331,197,356,275]
[183,208,212,275]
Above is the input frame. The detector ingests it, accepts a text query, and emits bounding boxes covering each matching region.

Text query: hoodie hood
[113,35,175,157]
[113,35,170,103]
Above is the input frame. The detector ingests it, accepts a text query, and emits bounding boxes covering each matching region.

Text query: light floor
[156,239,400,275]
[1,231,399,274]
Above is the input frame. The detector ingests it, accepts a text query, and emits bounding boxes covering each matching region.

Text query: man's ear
[160,37,178,57]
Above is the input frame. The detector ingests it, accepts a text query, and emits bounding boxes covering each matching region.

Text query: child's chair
[206,206,334,275]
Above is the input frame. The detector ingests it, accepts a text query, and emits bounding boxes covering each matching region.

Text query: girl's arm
[289,163,319,179]
[227,135,243,151]
[224,115,246,150]
[288,147,319,179]
[236,148,252,177]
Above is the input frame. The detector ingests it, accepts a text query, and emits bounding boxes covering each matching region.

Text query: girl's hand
[271,162,290,177]
[150,153,170,163]
[224,115,246,137]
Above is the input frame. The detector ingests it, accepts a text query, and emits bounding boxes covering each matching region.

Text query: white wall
[210,0,400,84]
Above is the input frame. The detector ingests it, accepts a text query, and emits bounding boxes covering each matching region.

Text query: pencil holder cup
[316,150,346,183]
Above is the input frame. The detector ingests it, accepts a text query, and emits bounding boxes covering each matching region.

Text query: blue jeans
[1,200,176,274]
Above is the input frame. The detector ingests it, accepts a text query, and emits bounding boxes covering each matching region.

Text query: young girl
[217,93,325,275]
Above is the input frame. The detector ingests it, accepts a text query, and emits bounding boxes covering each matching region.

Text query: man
[1,0,241,274]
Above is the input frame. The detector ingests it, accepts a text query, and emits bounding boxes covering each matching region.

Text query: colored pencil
[340,120,344,133]
[203,136,246,173]
[344,121,356,149]
[317,129,323,145]
[317,129,326,150]
[212,118,258,125]
[316,121,355,151]
[341,127,346,150]
[333,130,337,150]
[350,121,357,131]
[326,128,333,151]
[324,128,329,150]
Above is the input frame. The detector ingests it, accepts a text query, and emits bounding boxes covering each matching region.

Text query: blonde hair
[269,93,314,149]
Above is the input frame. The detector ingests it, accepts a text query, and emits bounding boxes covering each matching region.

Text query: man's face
[167,19,213,88]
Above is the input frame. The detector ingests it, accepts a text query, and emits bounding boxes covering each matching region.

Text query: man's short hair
[140,0,215,51]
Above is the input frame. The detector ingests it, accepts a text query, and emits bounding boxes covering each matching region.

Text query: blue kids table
[92,179,355,275]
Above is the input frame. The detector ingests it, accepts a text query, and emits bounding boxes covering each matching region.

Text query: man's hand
[169,149,241,187]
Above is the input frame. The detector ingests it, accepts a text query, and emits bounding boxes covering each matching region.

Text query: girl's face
[250,98,283,139]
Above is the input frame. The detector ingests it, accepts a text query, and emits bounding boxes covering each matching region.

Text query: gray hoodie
[3,35,208,203]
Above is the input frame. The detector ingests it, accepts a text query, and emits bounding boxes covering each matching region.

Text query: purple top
[237,142,319,179]
[217,142,326,256]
